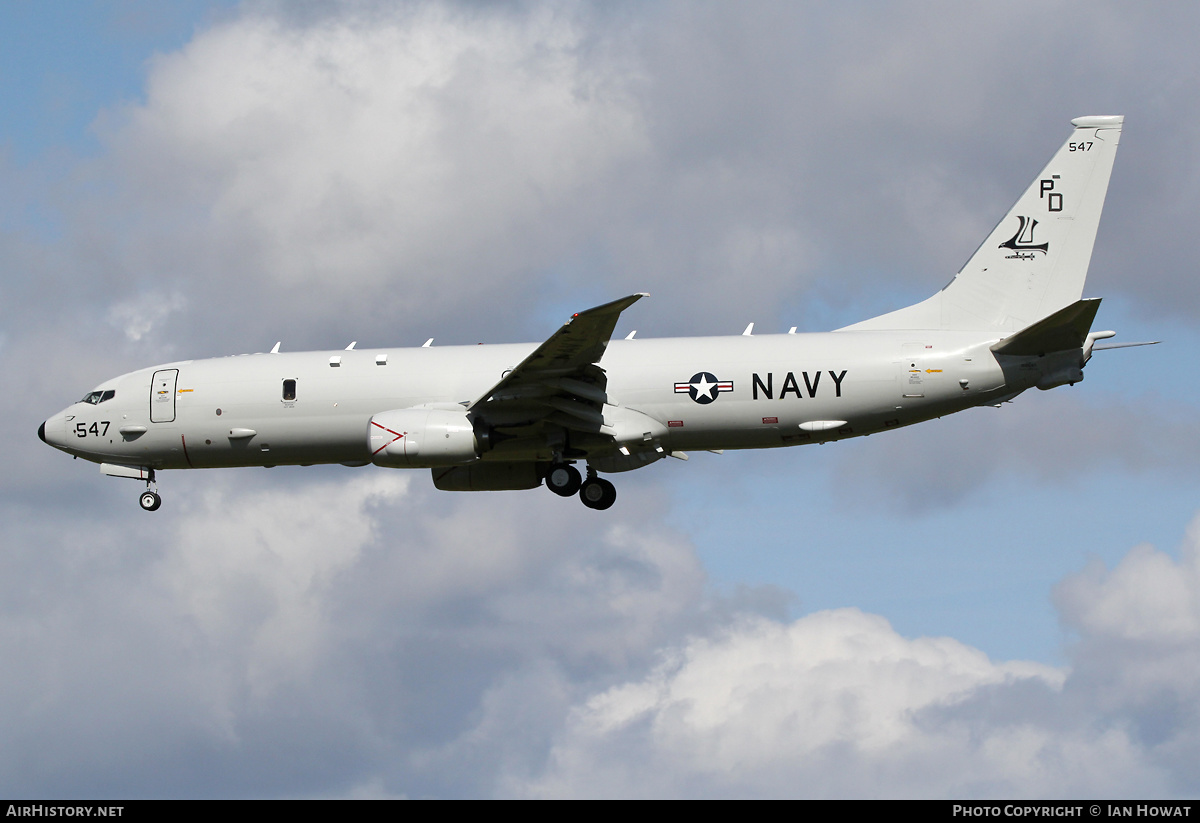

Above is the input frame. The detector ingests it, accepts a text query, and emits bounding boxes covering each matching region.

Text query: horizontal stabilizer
[990,298,1101,357]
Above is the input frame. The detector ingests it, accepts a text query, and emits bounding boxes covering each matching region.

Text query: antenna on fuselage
[270,342,281,354]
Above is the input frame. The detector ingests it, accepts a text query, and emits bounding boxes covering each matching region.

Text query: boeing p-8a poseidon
[41,116,1141,512]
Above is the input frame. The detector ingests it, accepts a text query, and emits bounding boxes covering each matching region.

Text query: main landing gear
[579,474,616,510]
[546,462,616,510]
[545,462,583,497]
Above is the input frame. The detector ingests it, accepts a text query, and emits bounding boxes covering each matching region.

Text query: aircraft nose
[39,415,68,450]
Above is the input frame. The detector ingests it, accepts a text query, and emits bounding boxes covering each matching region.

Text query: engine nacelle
[368,407,480,468]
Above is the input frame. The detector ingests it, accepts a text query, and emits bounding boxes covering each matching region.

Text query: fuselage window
[282,379,297,401]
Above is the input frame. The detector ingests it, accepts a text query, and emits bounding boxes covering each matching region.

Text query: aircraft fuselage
[41,329,1019,473]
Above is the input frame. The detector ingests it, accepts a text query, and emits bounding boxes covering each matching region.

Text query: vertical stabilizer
[842,115,1123,332]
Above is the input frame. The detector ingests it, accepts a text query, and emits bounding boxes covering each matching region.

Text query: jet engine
[368,407,481,468]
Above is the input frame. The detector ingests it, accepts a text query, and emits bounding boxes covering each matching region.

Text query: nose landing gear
[138,469,161,511]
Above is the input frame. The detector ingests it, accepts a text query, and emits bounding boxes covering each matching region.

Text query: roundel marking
[674,372,734,404]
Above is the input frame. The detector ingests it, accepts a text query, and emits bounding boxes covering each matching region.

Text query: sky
[3,0,1200,799]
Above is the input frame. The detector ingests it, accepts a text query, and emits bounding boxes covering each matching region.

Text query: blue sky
[5,0,1200,799]
[0,2,232,158]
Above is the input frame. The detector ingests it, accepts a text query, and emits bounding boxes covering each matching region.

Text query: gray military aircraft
[41,115,1141,512]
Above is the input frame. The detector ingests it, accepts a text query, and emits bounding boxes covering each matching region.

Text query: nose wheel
[138,469,161,512]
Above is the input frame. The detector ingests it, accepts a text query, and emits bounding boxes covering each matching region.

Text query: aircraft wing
[467,293,646,435]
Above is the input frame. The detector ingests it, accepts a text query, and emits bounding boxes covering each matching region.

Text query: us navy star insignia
[674,372,734,404]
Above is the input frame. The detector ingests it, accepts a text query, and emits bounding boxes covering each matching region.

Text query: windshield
[78,390,115,405]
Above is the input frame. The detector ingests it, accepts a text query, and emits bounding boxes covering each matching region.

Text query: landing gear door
[150,369,178,423]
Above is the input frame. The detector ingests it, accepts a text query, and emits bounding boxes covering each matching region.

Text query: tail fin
[842,115,1123,332]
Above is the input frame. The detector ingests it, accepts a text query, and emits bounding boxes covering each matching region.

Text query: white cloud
[106,289,186,342]
[92,4,649,343]
[1059,541,1200,645]
[156,471,410,698]
[0,466,709,796]
[525,610,1073,797]
[1053,516,1200,790]
[518,519,1200,798]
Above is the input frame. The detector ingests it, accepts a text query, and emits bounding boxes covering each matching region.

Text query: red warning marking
[370,420,405,456]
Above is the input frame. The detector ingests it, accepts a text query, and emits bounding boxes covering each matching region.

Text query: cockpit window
[79,390,116,405]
